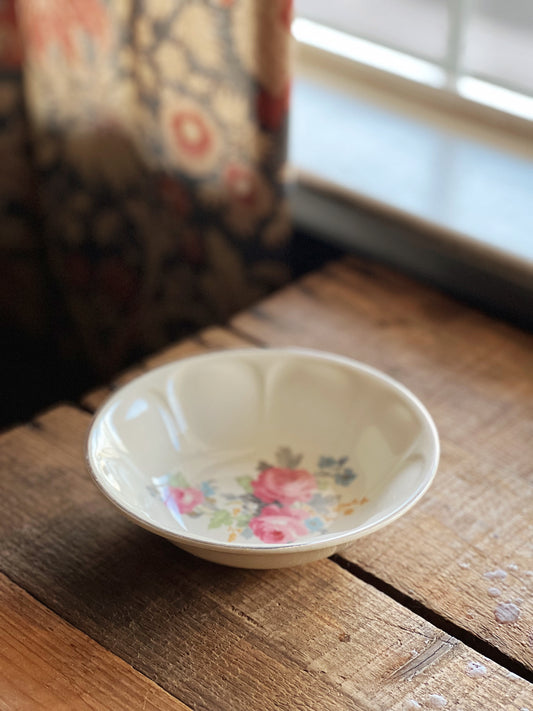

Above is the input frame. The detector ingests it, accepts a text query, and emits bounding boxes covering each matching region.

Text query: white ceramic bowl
[86,348,439,568]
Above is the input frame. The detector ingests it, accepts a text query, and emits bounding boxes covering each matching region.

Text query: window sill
[288,43,533,328]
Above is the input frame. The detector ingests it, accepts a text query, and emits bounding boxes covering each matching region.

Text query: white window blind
[294,0,533,118]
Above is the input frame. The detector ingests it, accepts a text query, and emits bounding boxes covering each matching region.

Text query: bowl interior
[88,350,438,548]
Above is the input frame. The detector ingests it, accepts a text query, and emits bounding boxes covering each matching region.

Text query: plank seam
[224,323,267,348]
[331,554,533,683]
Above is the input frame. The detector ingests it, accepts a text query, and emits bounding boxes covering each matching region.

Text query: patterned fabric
[1,0,292,375]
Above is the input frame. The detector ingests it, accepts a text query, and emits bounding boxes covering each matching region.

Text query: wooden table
[1,257,532,710]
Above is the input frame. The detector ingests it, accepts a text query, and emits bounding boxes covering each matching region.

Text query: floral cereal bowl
[86,348,439,568]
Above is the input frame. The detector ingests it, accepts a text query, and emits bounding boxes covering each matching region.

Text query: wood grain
[0,574,191,711]
[232,257,533,670]
[0,407,531,710]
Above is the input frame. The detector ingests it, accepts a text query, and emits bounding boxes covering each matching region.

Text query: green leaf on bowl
[236,475,253,493]
[168,472,188,488]
[236,513,252,528]
[208,510,232,529]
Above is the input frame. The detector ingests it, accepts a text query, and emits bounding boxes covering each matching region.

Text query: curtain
[0,0,292,376]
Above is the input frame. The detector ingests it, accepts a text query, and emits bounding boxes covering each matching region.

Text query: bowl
[86,348,439,568]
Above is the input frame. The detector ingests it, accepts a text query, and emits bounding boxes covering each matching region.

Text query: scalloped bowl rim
[86,348,440,557]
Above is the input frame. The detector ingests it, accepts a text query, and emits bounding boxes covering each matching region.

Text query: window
[293,0,533,121]
[289,1,533,328]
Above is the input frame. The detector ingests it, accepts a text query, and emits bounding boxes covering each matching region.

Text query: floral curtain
[0,0,292,376]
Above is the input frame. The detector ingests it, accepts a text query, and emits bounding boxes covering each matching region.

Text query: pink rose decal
[249,505,308,544]
[252,467,316,505]
[153,448,361,544]
[167,487,204,514]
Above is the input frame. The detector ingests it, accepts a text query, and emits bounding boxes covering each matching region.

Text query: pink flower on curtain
[0,0,23,65]
[165,99,221,176]
[172,110,213,158]
[18,0,109,59]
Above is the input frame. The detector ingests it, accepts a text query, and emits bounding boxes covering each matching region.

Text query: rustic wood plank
[195,325,257,351]
[81,328,251,413]
[0,407,531,710]
[232,257,533,671]
[0,573,190,711]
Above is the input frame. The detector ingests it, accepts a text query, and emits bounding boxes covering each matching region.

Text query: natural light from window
[293,0,533,122]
